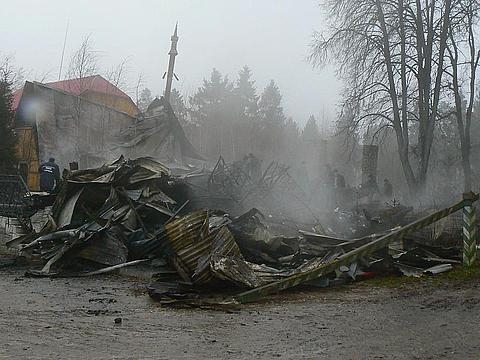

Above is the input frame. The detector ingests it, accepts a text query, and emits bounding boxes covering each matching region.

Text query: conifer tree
[259,80,286,128]
[0,69,16,172]
[257,80,286,159]
[189,68,235,159]
[302,115,320,143]
[235,66,258,119]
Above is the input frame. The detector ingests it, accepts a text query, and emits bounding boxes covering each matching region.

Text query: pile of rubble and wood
[5,157,467,307]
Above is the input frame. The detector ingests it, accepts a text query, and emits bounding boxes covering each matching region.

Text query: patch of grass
[433,261,480,282]
[362,261,480,289]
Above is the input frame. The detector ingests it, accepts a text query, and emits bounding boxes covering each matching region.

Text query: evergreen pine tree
[231,66,260,159]
[257,80,286,160]
[0,77,16,172]
[189,68,235,159]
[137,88,152,112]
[302,115,320,143]
[259,80,286,128]
[190,68,233,122]
[282,116,301,164]
[169,88,189,126]
[235,66,258,119]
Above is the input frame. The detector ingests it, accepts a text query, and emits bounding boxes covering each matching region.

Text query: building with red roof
[12,77,201,190]
[12,75,139,116]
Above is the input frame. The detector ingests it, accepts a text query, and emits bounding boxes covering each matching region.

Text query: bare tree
[67,35,98,93]
[34,69,54,83]
[0,54,25,90]
[134,74,144,108]
[0,55,18,170]
[106,57,130,90]
[446,0,480,191]
[65,36,100,155]
[311,0,453,196]
[105,57,131,111]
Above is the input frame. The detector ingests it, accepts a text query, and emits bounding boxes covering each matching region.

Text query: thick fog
[0,0,340,125]
[3,0,478,209]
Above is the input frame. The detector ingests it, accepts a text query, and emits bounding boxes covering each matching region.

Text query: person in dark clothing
[363,174,380,200]
[383,178,393,198]
[332,169,348,209]
[247,153,262,180]
[333,169,346,189]
[323,164,335,187]
[39,157,60,193]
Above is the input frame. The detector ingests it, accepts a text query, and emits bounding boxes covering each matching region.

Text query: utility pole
[58,19,69,80]
[164,23,178,103]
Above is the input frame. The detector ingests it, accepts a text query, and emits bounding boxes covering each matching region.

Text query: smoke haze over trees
[311,0,480,199]
[3,0,480,205]
[164,67,336,191]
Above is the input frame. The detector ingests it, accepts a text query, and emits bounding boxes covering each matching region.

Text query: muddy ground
[0,265,479,360]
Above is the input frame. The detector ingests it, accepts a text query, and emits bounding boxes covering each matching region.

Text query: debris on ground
[2,156,470,307]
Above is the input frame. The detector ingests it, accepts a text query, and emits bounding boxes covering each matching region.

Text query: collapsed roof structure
[114,97,203,166]
[9,24,201,191]
[12,78,202,190]
[7,157,473,308]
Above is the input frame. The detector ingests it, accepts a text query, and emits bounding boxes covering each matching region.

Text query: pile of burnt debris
[5,157,465,307]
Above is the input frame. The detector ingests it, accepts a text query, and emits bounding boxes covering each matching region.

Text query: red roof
[11,75,134,111]
[45,75,131,99]
[12,88,23,111]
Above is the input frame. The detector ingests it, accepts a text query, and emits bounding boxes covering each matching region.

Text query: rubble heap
[6,157,466,306]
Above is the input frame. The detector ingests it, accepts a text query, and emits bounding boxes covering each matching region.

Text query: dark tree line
[0,56,17,172]
[169,66,326,174]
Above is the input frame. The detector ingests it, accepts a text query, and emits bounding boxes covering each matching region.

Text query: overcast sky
[1,0,341,127]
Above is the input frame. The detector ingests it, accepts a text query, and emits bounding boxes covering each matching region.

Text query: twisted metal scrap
[236,193,479,304]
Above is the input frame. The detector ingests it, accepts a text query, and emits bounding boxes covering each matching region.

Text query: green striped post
[463,192,477,267]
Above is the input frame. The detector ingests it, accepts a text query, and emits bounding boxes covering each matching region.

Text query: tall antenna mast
[164,22,178,102]
[58,19,69,80]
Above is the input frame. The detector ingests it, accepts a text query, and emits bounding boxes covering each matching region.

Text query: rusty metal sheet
[76,228,128,266]
[57,189,83,229]
[163,210,244,285]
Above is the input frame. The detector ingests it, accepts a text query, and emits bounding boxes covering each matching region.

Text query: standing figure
[39,157,60,193]
[323,164,335,187]
[383,178,393,198]
[363,174,379,201]
[249,154,262,180]
[334,169,346,189]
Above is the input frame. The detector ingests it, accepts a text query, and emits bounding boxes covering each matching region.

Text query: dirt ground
[0,265,479,360]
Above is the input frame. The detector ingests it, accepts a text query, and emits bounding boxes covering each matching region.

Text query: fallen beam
[80,259,150,276]
[235,194,478,303]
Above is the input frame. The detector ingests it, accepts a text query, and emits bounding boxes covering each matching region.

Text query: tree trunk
[446,3,478,193]
[377,0,417,196]
[462,148,472,192]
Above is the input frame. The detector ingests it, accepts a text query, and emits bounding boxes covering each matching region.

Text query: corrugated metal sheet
[164,210,243,285]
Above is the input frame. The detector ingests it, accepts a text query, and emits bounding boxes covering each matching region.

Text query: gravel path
[0,267,479,359]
